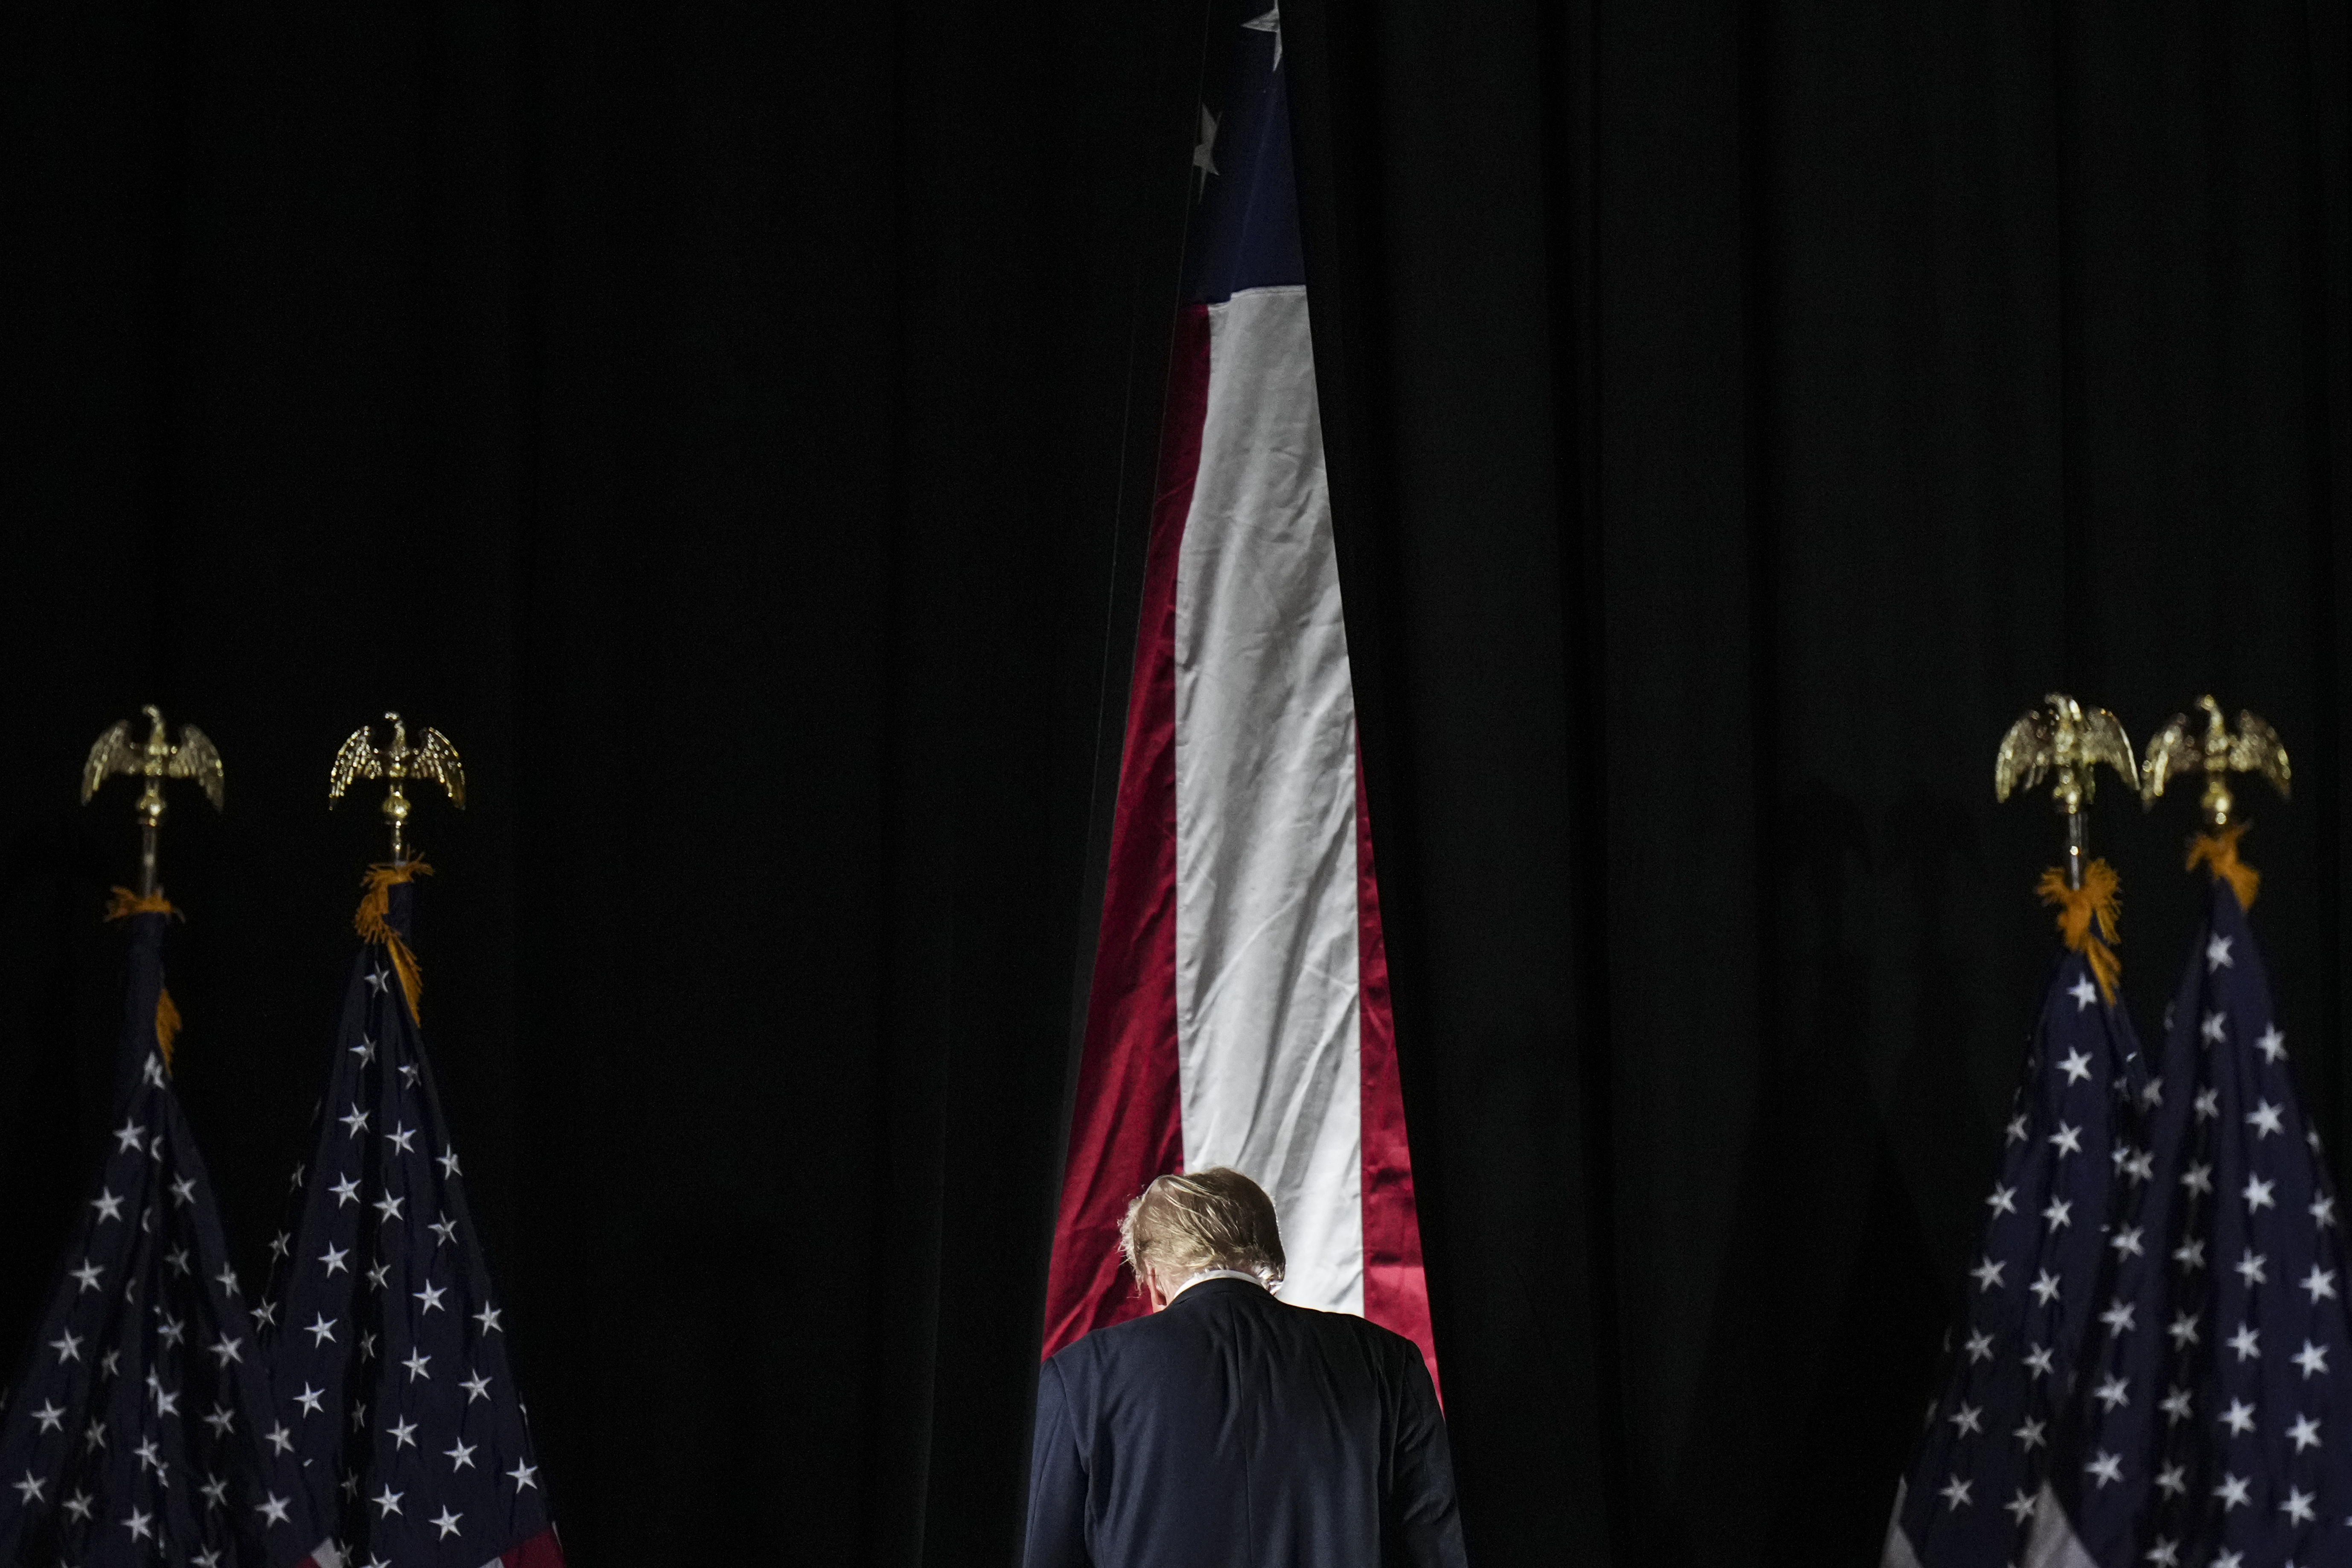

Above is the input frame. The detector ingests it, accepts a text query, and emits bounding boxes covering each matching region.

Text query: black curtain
[0,4,1208,1565]
[1284,0,2352,1563]
[4,4,2350,1568]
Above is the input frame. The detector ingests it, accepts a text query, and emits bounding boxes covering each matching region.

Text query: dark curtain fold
[1285,0,2352,1563]
[0,4,1204,1565]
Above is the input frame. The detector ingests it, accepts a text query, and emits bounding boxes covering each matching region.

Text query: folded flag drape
[2023,844,2352,1567]
[1885,869,2147,1568]
[1040,1,1436,1385]
[0,899,337,1568]
[260,866,561,1568]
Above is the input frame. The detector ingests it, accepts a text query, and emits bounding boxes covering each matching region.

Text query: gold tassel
[2035,858,2123,1003]
[2188,823,2261,912]
[154,987,182,1073]
[103,887,177,921]
[354,859,433,1022]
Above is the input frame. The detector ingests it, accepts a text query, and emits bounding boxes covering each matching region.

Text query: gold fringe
[354,860,433,1022]
[103,887,177,921]
[155,987,181,1073]
[2188,823,2261,912]
[2036,858,2123,1004]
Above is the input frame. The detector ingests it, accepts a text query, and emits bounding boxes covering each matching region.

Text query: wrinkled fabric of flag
[1041,0,1437,1387]
[0,906,336,1568]
[2027,873,2352,1567]
[262,875,560,1568]
[1886,933,2148,1568]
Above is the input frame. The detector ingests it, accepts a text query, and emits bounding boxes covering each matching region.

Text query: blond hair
[1119,1168,1286,1288]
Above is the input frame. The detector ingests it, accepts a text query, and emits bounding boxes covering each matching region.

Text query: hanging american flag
[1040,0,1436,1383]
[0,899,337,1568]
[2023,847,2352,1567]
[259,866,561,1568]
[1885,867,2149,1568]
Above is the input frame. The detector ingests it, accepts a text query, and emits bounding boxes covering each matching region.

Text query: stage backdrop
[0,3,1210,1565]
[1283,0,2352,1562]
[0,3,2348,1568]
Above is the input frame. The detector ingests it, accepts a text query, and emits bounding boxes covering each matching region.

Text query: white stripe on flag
[2021,1486,2099,1568]
[1174,283,1365,1315]
[1877,1481,1923,1568]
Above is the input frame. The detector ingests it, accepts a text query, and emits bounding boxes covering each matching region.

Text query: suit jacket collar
[1169,1275,1271,1310]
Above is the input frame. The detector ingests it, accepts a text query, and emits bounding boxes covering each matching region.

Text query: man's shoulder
[1276,1297,1430,1368]
[1046,1295,1214,1370]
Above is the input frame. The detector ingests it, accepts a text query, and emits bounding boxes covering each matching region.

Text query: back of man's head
[1119,1167,1287,1292]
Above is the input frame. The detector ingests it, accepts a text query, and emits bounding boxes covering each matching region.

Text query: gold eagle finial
[2140,695,2289,828]
[328,712,465,864]
[1994,693,2137,889]
[1994,692,2139,813]
[81,705,225,896]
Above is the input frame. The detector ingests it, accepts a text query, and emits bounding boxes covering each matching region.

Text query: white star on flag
[1242,3,1282,69]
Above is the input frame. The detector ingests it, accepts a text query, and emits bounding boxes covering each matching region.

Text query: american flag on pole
[1885,867,2148,1568]
[2022,848,2352,1567]
[259,866,560,1568]
[0,897,337,1568]
[1041,0,1436,1382]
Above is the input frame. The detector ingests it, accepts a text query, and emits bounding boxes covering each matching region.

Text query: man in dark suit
[1025,1168,1467,1567]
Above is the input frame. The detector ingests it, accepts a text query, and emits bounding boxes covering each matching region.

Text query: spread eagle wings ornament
[81,707,224,810]
[2140,695,2288,813]
[328,713,464,862]
[328,719,466,807]
[1994,693,2136,805]
[328,714,465,807]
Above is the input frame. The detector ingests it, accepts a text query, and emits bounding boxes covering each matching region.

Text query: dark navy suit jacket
[1025,1278,1468,1568]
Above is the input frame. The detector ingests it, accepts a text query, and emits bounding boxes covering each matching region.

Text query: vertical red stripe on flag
[1042,305,1213,1359]
[1355,755,1439,1396]
[498,1526,568,1568]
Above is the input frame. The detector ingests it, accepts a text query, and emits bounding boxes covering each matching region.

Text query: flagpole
[135,789,162,897]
